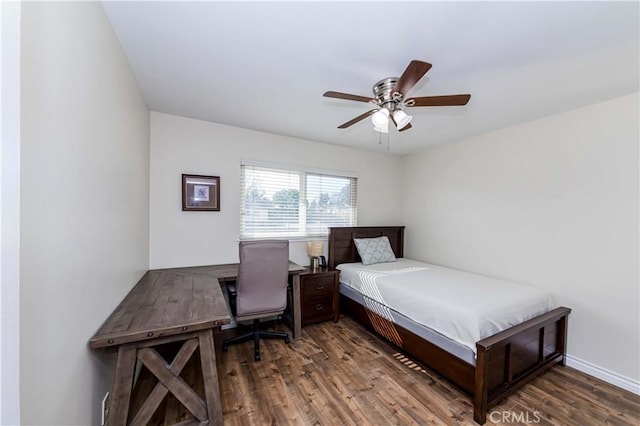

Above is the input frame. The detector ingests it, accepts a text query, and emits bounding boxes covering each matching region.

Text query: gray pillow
[353,236,397,265]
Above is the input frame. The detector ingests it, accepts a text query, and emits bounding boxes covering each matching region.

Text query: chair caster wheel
[285,336,290,344]
[222,345,228,352]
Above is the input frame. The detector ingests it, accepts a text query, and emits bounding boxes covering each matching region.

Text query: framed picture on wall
[182,174,220,211]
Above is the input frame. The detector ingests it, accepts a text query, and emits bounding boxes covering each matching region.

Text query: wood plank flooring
[133,316,640,425]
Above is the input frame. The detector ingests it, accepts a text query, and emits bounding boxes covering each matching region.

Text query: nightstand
[299,267,340,325]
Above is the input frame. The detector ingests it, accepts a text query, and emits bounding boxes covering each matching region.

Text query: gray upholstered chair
[222,240,290,361]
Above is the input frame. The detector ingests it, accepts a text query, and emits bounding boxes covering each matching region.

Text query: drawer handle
[315,284,325,290]
[315,304,325,311]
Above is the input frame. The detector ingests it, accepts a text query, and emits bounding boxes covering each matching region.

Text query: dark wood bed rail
[329,226,571,425]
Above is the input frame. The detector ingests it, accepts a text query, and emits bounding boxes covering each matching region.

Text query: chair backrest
[236,240,289,317]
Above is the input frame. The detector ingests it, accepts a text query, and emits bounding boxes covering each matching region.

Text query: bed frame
[328,226,571,425]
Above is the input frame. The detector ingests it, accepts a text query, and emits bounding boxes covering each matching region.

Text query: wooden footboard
[474,306,571,424]
[341,296,571,425]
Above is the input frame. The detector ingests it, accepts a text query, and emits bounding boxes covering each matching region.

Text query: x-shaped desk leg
[129,338,202,425]
[107,330,223,426]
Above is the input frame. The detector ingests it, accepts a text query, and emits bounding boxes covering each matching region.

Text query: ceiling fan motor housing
[373,77,401,110]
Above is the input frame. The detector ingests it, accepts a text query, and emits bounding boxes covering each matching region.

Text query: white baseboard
[565,354,640,395]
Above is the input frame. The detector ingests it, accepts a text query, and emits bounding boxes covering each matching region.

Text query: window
[240,162,357,239]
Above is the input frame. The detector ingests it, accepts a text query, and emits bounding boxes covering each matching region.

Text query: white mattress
[337,259,555,354]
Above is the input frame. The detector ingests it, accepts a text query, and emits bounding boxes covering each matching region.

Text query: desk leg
[198,329,224,426]
[107,344,137,426]
[291,274,301,340]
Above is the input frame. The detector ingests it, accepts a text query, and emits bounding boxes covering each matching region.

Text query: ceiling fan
[323,60,471,133]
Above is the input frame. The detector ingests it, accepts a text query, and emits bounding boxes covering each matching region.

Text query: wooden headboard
[328,226,405,269]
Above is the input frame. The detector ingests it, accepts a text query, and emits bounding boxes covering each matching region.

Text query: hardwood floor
[133,316,640,425]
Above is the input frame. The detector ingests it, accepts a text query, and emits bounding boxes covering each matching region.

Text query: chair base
[222,319,290,361]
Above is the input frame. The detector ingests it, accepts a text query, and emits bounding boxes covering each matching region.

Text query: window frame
[239,161,357,240]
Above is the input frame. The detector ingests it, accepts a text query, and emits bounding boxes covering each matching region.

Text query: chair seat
[235,309,285,322]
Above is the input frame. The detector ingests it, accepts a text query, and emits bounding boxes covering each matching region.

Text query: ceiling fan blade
[398,122,412,132]
[324,91,375,103]
[392,60,432,98]
[337,109,377,129]
[406,94,471,107]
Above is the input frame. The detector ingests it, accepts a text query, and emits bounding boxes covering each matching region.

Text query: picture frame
[182,174,220,211]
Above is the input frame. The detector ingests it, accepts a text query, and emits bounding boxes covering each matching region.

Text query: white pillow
[353,236,397,265]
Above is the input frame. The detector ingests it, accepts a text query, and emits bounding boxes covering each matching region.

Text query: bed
[328,226,571,425]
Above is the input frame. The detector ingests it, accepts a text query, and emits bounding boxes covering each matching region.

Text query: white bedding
[337,259,555,354]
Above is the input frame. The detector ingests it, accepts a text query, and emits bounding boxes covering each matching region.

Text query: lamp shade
[393,109,412,130]
[371,108,390,127]
[307,241,323,257]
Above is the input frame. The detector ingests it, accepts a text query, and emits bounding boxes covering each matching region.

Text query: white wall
[20,3,149,425]
[403,93,639,386]
[1,1,22,423]
[150,112,403,269]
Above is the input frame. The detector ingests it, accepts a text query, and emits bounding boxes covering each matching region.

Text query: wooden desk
[90,262,305,426]
[156,262,306,340]
[156,261,306,340]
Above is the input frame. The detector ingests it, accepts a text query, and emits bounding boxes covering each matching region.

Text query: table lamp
[307,241,323,270]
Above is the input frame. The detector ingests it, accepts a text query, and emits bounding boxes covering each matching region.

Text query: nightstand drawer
[302,299,334,323]
[302,275,335,300]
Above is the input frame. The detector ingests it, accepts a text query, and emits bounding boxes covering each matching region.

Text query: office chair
[222,240,290,361]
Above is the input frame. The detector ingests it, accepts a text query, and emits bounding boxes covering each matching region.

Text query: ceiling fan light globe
[371,108,390,127]
[393,110,413,130]
[373,124,389,133]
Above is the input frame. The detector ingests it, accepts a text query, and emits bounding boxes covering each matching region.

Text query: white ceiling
[102,1,639,155]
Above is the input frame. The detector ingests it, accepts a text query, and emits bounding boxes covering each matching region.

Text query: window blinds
[240,164,357,239]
